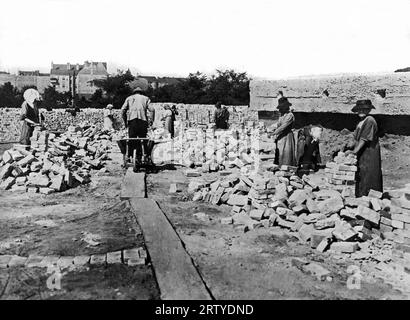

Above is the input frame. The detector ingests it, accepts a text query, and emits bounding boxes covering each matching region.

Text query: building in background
[76,61,109,99]
[50,61,108,99]
[0,70,50,93]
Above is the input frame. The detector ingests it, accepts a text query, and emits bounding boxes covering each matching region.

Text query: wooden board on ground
[130,198,212,300]
[120,169,146,200]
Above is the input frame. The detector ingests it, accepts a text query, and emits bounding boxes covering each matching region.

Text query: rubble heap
[0,124,112,194]
[187,151,410,254]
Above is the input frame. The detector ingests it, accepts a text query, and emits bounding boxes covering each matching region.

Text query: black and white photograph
[0,0,410,309]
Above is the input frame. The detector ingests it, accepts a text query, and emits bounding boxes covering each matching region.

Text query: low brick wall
[0,103,256,143]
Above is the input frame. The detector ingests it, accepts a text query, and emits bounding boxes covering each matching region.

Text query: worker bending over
[296,124,323,177]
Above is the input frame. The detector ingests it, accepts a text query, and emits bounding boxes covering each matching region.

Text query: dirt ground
[147,169,408,300]
[0,149,159,300]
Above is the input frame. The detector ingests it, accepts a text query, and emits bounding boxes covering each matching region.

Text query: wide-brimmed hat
[351,99,375,113]
[277,97,292,110]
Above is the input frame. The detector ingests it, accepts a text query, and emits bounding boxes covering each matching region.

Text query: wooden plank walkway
[130,198,213,300]
[120,169,146,200]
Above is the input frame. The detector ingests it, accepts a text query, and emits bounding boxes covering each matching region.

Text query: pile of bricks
[0,123,112,194]
[185,151,405,255]
[154,123,273,172]
[324,152,357,196]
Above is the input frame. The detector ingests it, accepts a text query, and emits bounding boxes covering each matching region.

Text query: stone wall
[0,103,257,143]
[250,73,410,115]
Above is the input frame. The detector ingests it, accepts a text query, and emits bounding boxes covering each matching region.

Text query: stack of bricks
[379,188,410,247]
[0,124,112,194]
[325,152,357,196]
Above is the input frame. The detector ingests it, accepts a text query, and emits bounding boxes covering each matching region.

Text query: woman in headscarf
[271,97,296,166]
[19,88,43,146]
[346,99,383,197]
[103,104,114,131]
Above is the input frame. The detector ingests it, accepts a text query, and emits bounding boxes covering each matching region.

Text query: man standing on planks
[121,79,155,165]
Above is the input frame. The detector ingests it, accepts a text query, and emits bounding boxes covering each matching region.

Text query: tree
[42,86,69,109]
[93,69,135,108]
[0,82,22,107]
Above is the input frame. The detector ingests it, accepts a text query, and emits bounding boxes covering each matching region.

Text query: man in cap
[121,79,155,164]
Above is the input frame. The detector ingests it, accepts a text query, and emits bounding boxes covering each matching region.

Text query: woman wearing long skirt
[19,88,42,146]
[346,99,383,197]
[272,97,296,166]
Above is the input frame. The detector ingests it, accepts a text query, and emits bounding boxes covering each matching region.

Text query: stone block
[318,196,344,216]
[221,217,233,225]
[227,194,249,206]
[73,255,91,266]
[392,220,405,229]
[249,209,264,221]
[330,241,359,253]
[25,255,45,268]
[0,177,15,190]
[391,213,410,224]
[332,224,357,241]
[106,251,122,264]
[7,255,27,267]
[90,254,107,266]
[356,205,380,226]
[298,224,315,242]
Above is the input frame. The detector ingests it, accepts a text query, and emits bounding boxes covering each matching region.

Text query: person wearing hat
[19,88,43,146]
[346,99,382,197]
[271,97,296,166]
[103,104,114,131]
[121,80,155,165]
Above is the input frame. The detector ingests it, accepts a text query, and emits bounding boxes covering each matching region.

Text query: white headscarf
[23,88,40,106]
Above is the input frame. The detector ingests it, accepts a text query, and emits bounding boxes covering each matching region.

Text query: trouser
[128,118,148,159]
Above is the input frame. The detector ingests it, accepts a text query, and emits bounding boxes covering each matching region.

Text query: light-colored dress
[272,112,296,166]
[103,109,114,130]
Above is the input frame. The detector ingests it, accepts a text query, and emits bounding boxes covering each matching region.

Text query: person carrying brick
[19,88,44,147]
[296,124,323,177]
[121,79,155,166]
[346,99,383,197]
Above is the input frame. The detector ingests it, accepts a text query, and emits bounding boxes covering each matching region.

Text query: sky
[1,0,410,79]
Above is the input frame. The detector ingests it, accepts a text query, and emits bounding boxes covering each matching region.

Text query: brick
[298,224,315,242]
[332,224,357,241]
[0,163,13,180]
[0,255,13,268]
[314,189,341,200]
[227,194,249,206]
[106,251,122,264]
[17,154,36,167]
[57,256,75,268]
[344,197,370,208]
[7,255,27,267]
[315,218,336,230]
[330,241,359,253]
[90,254,106,266]
[368,189,383,199]
[316,238,331,252]
[356,205,380,226]
[276,217,294,229]
[306,198,320,213]
[370,198,382,212]
[391,213,410,224]
[211,187,225,205]
[25,255,45,268]
[0,177,16,190]
[40,256,60,267]
[123,248,140,263]
[318,197,344,216]
[73,255,91,266]
[249,209,264,221]
[392,220,405,229]
[340,208,357,220]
